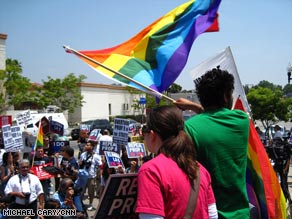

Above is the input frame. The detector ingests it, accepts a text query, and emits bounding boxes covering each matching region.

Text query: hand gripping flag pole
[64,45,175,103]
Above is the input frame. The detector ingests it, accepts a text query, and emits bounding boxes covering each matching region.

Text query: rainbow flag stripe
[36,124,44,148]
[234,98,286,218]
[73,0,221,93]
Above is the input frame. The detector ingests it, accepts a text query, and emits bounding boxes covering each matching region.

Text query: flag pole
[31,119,41,166]
[63,45,175,103]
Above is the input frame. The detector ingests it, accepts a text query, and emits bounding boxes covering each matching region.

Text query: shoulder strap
[184,167,200,219]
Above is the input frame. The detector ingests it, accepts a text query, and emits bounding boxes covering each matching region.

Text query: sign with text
[130,135,144,143]
[11,125,23,150]
[88,129,101,141]
[2,125,17,152]
[30,162,54,180]
[0,115,12,128]
[15,110,32,126]
[99,141,120,155]
[50,141,70,153]
[126,142,146,158]
[94,174,138,219]
[50,120,64,136]
[113,118,130,146]
[104,151,124,168]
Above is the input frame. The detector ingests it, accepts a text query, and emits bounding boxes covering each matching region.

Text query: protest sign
[50,141,70,153]
[15,110,32,126]
[0,115,12,127]
[130,135,144,143]
[50,120,64,136]
[104,151,124,168]
[99,141,120,155]
[30,162,54,180]
[2,125,17,152]
[88,129,101,141]
[94,174,138,219]
[126,142,146,158]
[11,125,23,150]
[113,118,130,146]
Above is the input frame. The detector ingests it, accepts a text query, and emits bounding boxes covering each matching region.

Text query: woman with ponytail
[136,105,217,219]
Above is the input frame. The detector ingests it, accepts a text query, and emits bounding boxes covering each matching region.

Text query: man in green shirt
[175,68,250,219]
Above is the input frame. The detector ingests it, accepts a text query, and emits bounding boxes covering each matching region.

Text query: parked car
[70,119,113,140]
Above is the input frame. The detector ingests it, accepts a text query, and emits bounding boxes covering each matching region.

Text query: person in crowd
[77,130,88,159]
[31,146,52,200]
[5,159,44,219]
[99,129,112,142]
[120,145,131,169]
[53,178,85,218]
[54,146,69,191]
[61,147,79,182]
[0,152,14,196]
[0,152,15,195]
[271,125,292,204]
[175,68,250,218]
[273,125,283,140]
[0,145,6,167]
[136,105,217,219]
[78,141,102,211]
[38,198,60,219]
[12,152,20,174]
[99,161,116,197]
[125,158,139,174]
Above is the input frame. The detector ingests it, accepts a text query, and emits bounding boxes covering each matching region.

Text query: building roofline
[0,34,7,40]
[77,82,128,90]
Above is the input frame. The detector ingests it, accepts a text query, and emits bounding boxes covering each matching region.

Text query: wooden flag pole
[63,45,175,103]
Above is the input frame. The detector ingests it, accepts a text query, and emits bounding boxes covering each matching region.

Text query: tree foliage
[166,83,182,93]
[247,84,292,129]
[0,58,86,114]
[38,73,86,113]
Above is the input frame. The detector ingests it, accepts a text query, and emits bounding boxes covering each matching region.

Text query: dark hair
[58,178,74,194]
[195,68,234,109]
[63,146,74,157]
[2,152,10,166]
[146,105,198,188]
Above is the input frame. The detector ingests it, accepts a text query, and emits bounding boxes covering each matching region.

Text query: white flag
[190,46,250,112]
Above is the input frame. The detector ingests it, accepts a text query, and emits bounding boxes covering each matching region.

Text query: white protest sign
[11,125,23,150]
[15,110,32,126]
[2,125,17,152]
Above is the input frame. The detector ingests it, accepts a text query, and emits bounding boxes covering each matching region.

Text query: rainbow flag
[32,123,44,152]
[68,0,221,94]
[234,98,286,218]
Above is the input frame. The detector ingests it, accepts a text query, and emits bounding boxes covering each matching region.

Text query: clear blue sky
[1,0,292,90]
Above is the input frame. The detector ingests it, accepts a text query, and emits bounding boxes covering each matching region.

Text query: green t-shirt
[185,108,250,219]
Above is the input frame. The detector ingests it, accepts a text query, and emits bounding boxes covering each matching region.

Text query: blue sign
[139,97,146,105]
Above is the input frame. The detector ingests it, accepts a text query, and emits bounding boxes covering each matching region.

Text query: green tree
[0,59,33,113]
[283,84,292,96]
[247,86,291,129]
[166,83,182,93]
[39,73,86,113]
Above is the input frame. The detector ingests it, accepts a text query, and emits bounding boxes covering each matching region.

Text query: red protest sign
[30,162,54,180]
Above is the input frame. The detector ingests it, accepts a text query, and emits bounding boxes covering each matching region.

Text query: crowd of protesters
[0,124,148,219]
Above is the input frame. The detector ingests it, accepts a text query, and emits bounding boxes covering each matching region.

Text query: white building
[68,82,142,124]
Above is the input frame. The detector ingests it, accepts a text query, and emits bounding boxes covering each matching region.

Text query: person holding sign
[136,106,218,219]
[31,146,53,200]
[78,141,102,211]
